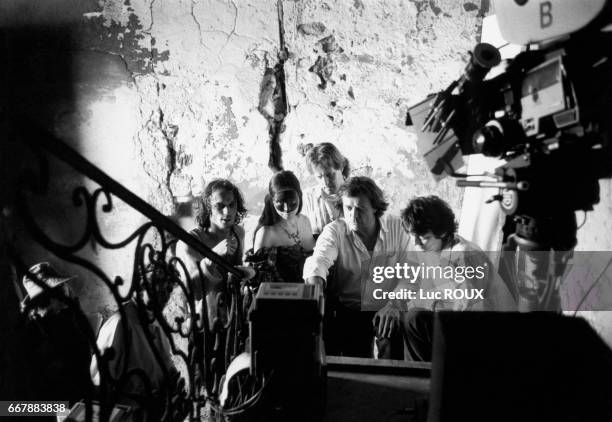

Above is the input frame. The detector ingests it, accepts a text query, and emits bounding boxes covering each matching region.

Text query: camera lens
[465,44,501,83]
[473,43,501,70]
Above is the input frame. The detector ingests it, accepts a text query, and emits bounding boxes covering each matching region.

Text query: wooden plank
[326,355,431,377]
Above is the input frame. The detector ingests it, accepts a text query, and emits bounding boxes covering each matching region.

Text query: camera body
[495,0,609,45]
[409,1,612,221]
[248,282,325,420]
[407,0,612,309]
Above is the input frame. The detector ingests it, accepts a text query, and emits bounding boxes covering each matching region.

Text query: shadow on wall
[1,24,80,401]
[2,25,77,286]
[2,25,128,320]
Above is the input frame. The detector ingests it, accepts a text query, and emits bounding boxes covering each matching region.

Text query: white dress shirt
[303,214,411,311]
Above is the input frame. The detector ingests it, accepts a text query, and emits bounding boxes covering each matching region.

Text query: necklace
[280,221,302,248]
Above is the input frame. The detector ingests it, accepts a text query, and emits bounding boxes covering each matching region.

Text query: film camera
[407,0,612,309]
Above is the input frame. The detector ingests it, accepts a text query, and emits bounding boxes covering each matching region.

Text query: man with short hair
[304,176,410,358]
[301,142,351,237]
[398,195,516,361]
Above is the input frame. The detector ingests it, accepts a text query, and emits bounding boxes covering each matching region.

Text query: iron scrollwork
[7,123,251,421]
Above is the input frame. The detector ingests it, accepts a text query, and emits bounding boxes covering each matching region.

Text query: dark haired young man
[398,195,516,361]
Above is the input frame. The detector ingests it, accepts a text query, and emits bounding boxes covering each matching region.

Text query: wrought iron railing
[6,119,250,421]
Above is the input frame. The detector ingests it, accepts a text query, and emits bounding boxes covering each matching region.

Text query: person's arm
[306,276,326,289]
[176,238,229,299]
[303,223,339,290]
[388,225,417,310]
[374,219,416,337]
[253,226,272,252]
[299,214,316,252]
[90,311,123,386]
[176,241,209,300]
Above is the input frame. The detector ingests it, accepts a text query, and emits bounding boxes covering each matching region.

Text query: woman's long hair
[254,171,303,239]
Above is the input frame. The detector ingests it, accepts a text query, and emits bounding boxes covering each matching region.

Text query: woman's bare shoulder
[298,214,313,232]
[254,225,279,250]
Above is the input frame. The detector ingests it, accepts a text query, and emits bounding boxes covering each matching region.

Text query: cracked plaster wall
[282,0,488,219]
[88,0,489,227]
[3,0,489,315]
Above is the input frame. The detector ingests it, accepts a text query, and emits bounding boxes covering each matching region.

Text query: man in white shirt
[303,176,410,358]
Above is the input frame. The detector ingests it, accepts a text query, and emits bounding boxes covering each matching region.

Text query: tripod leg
[503,213,576,311]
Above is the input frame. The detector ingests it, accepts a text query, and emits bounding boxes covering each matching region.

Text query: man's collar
[342,215,388,240]
[318,188,339,201]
